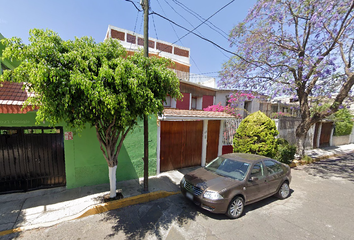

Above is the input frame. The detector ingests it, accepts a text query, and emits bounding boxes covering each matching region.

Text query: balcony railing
[171,69,216,88]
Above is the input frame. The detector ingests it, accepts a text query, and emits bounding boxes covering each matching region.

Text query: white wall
[215,92,229,106]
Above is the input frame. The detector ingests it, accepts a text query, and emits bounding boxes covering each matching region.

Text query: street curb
[76,190,180,219]
[289,150,354,168]
[0,190,180,237]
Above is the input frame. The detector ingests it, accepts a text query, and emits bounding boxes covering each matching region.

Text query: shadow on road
[100,176,198,240]
[0,207,25,240]
[301,153,354,181]
[194,189,294,221]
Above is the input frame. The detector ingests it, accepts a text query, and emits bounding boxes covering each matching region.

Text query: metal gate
[0,127,66,194]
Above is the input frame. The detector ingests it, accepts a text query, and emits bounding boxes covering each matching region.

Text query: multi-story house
[105,25,234,172]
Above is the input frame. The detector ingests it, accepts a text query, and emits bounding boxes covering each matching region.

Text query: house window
[191,97,197,109]
[164,96,171,107]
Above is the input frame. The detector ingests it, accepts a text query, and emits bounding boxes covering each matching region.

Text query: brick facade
[156,42,173,54]
[174,47,189,58]
[138,37,155,48]
[111,29,125,41]
[127,34,136,44]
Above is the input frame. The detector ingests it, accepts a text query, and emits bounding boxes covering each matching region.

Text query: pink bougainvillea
[204,92,257,119]
[203,103,242,119]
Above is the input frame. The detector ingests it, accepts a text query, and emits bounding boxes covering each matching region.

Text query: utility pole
[142,0,149,192]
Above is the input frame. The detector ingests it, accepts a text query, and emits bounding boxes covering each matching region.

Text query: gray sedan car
[180,153,292,218]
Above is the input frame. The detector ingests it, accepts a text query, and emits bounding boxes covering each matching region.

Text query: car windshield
[205,157,250,181]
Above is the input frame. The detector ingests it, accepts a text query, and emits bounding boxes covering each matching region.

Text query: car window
[205,157,250,181]
[264,160,283,175]
[250,162,265,179]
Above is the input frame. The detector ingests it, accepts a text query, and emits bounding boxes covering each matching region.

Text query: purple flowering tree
[220,0,354,157]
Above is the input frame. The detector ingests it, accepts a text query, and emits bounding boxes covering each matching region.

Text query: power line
[171,0,230,40]
[151,11,237,57]
[124,0,142,11]
[123,0,234,73]
[193,71,221,75]
[169,0,232,60]
[157,0,233,61]
[171,0,235,45]
[151,14,159,40]
[159,0,202,72]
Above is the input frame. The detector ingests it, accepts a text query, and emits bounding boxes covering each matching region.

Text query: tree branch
[95,123,109,165]
[113,126,132,160]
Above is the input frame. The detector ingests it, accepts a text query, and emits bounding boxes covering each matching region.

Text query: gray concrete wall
[274,117,314,149]
[332,135,350,146]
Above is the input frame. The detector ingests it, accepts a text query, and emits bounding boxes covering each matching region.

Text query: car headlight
[203,190,224,200]
[180,177,186,186]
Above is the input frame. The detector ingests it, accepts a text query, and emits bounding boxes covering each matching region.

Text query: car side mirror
[249,176,258,182]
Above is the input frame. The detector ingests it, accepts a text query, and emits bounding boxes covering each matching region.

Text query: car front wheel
[276,182,290,199]
[226,196,244,219]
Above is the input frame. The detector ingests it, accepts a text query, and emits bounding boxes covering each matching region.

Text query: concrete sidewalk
[305,143,354,160]
[1,144,353,237]
[0,169,190,236]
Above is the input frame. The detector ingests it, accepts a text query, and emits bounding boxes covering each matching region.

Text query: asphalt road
[3,153,354,240]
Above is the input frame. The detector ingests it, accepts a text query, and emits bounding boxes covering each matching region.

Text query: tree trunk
[108,165,117,198]
[296,133,306,158]
[95,122,132,199]
[295,117,314,159]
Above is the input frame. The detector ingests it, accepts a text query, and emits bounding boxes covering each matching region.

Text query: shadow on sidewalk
[99,176,197,240]
[301,152,354,181]
[0,202,25,239]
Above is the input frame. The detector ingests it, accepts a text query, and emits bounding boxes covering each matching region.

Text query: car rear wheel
[276,182,290,199]
[226,196,244,219]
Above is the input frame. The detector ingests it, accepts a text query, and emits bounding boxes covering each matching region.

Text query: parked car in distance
[180,153,292,218]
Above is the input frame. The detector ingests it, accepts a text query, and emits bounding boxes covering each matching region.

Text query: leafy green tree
[333,108,354,136]
[0,29,181,198]
[311,103,354,136]
[220,0,354,157]
[233,111,279,158]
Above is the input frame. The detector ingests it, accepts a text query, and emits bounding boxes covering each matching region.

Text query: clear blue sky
[0,0,256,81]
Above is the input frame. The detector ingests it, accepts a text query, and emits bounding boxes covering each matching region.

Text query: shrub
[301,155,313,164]
[311,104,354,136]
[275,138,296,164]
[233,111,279,158]
[333,108,354,136]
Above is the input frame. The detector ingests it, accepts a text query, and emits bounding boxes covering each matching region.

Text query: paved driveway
[4,153,354,240]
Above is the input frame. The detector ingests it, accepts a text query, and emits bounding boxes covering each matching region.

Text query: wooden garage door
[206,120,220,163]
[320,122,333,147]
[160,121,203,172]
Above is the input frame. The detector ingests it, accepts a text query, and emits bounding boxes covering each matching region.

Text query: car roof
[221,153,269,163]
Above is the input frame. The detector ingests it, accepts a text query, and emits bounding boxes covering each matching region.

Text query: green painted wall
[0,112,158,189]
